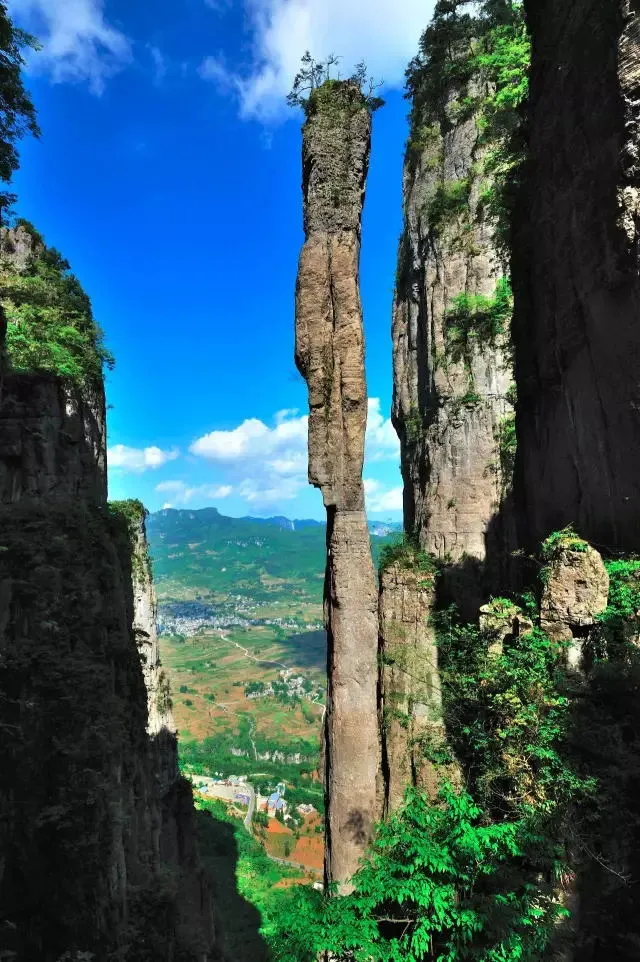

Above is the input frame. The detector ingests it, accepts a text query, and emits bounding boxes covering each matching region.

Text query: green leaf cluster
[0,2,40,207]
[444,276,512,363]
[540,526,589,563]
[379,534,439,579]
[2,221,114,385]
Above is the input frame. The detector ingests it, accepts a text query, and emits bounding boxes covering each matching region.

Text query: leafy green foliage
[540,526,589,563]
[287,52,384,116]
[438,612,590,817]
[0,2,40,208]
[444,277,512,363]
[379,534,438,578]
[2,221,114,384]
[268,601,591,961]
[270,785,565,962]
[494,409,516,497]
[424,177,471,235]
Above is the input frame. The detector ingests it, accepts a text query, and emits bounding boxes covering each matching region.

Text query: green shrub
[444,276,512,363]
[3,221,113,385]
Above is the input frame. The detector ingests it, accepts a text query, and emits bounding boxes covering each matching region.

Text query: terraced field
[159,623,326,757]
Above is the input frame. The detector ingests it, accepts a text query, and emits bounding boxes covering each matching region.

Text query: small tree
[287,51,385,116]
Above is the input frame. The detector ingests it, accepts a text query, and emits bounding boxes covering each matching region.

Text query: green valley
[148,507,395,782]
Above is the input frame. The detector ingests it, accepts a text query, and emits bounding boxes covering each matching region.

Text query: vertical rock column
[295,80,379,892]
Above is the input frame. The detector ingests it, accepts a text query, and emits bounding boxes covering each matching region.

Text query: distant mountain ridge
[147,507,399,608]
[153,506,400,536]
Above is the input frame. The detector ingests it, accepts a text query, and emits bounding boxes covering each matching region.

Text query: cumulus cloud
[8,0,131,94]
[187,400,398,509]
[199,0,431,121]
[364,478,403,513]
[155,480,233,503]
[190,410,308,468]
[366,398,400,463]
[109,444,179,473]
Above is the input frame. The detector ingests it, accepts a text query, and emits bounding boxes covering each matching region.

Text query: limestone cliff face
[128,511,176,741]
[0,226,107,505]
[0,240,215,958]
[514,0,640,553]
[379,562,447,815]
[295,81,379,891]
[393,78,513,585]
[0,373,107,504]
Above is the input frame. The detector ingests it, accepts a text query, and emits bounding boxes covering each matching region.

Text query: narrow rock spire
[294,79,379,892]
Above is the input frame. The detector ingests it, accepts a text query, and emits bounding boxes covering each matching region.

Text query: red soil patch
[267,818,292,836]
[292,834,324,871]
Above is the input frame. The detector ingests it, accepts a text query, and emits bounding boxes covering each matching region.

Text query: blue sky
[7,0,433,521]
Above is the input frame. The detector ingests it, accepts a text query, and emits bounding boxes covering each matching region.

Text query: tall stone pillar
[294,80,379,892]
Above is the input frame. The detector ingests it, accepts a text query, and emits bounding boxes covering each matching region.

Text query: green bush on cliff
[269,606,591,961]
[287,53,384,116]
[2,220,114,386]
[406,1,529,251]
[444,276,512,361]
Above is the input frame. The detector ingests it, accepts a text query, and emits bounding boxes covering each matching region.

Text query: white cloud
[187,400,399,510]
[239,476,304,504]
[109,444,179,473]
[190,412,308,465]
[366,398,399,463]
[9,0,131,94]
[155,480,233,503]
[199,0,431,121]
[147,44,167,85]
[364,478,403,513]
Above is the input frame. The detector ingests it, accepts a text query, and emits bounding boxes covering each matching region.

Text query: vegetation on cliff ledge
[1,220,114,386]
[287,53,384,116]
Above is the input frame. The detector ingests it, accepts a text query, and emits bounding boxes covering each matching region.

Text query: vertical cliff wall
[294,80,379,891]
[514,0,640,553]
[392,49,514,582]
[379,556,452,815]
[0,227,215,960]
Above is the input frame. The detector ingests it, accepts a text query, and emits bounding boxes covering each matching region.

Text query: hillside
[147,508,396,782]
[148,506,396,615]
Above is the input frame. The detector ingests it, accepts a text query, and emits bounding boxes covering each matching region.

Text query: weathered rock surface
[0,238,215,956]
[379,562,449,814]
[541,545,609,669]
[0,373,107,504]
[479,599,533,656]
[295,81,379,891]
[129,510,176,739]
[393,77,513,591]
[515,0,640,553]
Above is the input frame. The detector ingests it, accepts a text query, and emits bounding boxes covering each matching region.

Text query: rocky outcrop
[540,541,609,671]
[379,561,448,814]
[478,599,533,656]
[0,237,215,958]
[295,80,379,891]
[514,0,640,553]
[127,506,176,739]
[393,72,513,602]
